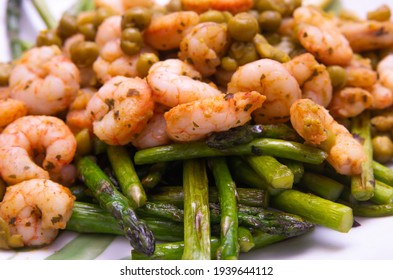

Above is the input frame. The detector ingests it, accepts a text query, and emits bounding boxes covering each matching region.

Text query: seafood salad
[1,0,393,260]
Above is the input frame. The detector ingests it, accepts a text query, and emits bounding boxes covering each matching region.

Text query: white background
[1,0,393,261]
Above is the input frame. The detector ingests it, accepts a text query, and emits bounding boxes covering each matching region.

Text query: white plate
[1,0,393,260]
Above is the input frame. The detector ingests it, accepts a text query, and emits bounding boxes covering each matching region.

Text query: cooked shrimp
[146,58,222,107]
[284,53,332,107]
[0,116,77,185]
[371,110,393,132]
[293,6,353,66]
[368,82,393,110]
[143,11,199,50]
[345,55,377,89]
[165,91,265,142]
[66,87,95,133]
[95,16,122,49]
[181,0,253,14]
[94,16,157,83]
[63,34,85,58]
[0,87,10,99]
[227,58,301,124]
[93,46,156,83]
[9,46,80,115]
[132,106,171,149]
[0,179,75,247]
[328,87,373,118]
[338,19,393,52]
[179,22,230,77]
[0,98,27,132]
[377,54,393,92]
[86,76,154,145]
[290,98,365,175]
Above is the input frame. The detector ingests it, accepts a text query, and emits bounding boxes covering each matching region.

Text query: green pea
[222,11,233,22]
[199,10,227,23]
[282,0,302,17]
[229,41,259,66]
[255,0,286,15]
[136,53,159,78]
[372,135,393,163]
[36,29,62,47]
[75,128,93,157]
[166,0,182,12]
[70,41,99,68]
[367,4,391,22]
[78,23,97,41]
[327,65,347,89]
[94,7,117,27]
[264,32,282,45]
[77,11,96,25]
[258,10,282,32]
[121,7,152,30]
[57,13,78,39]
[120,28,143,56]
[228,12,259,42]
[221,56,238,72]
[338,9,361,21]
[254,41,290,63]
[0,62,12,86]
[248,9,260,21]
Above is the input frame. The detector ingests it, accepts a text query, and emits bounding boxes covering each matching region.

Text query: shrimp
[93,46,156,83]
[94,16,158,83]
[0,116,77,185]
[0,87,10,99]
[9,46,80,115]
[66,87,95,133]
[132,105,171,149]
[181,0,253,14]
[327,87,373,118]
[95,16,122,49]
[284,53,332,107]
[0,98,27,132]
[370,110,393,132]
[368,82,393,110]
[143,11,200,51]
[293,6,353,66]
[179,22,230,77]
[86,76,154,146]
[146,58,222,108]
[0,179,75,247]
[338,19,393,52]
[290,98,365,175]
[345,55,377,89]
[328,54,393,115]
[377,54,393,92]
[354,53,393,110]
[227,58,301,124]
[165,91,265,142]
